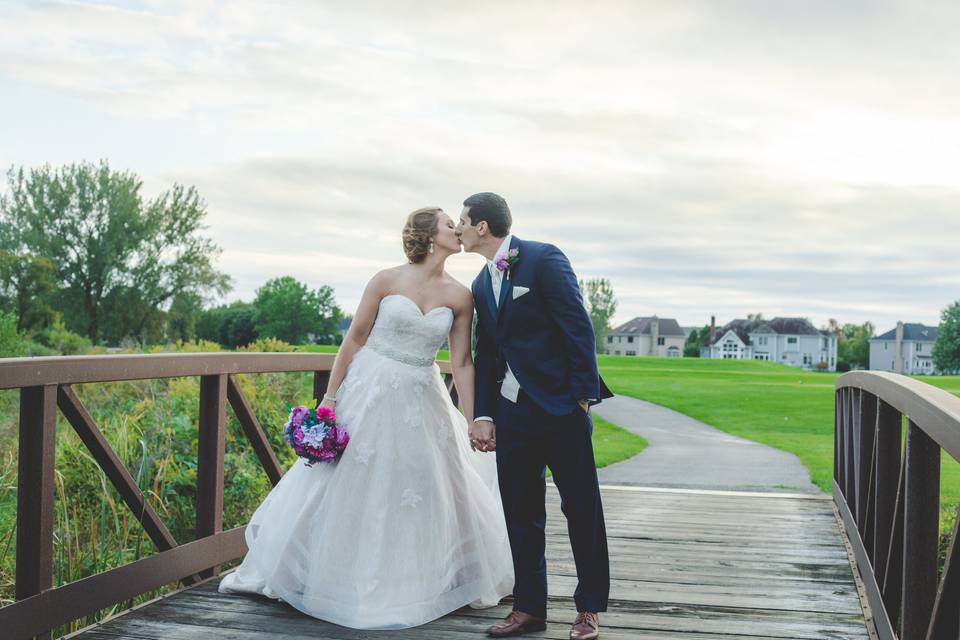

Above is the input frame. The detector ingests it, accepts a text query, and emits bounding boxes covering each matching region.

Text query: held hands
[577,399,590,413]
[469,420,496,452]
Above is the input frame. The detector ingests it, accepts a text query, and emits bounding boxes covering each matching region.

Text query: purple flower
[289,406,310,428]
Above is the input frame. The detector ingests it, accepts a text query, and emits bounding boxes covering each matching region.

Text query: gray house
[704,317,838,371]
[869,322,939,375]
[605,316,686,357]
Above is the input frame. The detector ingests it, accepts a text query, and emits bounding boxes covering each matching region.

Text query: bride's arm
[321,271,390,408]
[447,288,477,425]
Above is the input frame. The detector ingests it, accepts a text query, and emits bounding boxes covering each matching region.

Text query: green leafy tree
[827,320,874,371]
[0,161,231,344]
[0,311,25,357]
[933,301,960,374]
[0,250,57,332]
[684,324,711,357]
[197,301,258,348]
[167,291,205,342]
[578,278,617,354]
[253,277,341,345]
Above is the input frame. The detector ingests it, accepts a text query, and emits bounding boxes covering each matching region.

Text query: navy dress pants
[494,389,610,619]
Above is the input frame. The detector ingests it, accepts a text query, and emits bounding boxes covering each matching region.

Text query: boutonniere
[495,248,520,280]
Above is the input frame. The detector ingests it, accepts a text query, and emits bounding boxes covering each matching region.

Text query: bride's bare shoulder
[442,274,473,311]
[359,268,402,301]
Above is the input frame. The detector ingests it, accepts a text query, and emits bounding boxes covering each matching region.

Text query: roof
[611,316,686,337]
[710,317,824,346]
[872,323,938,342]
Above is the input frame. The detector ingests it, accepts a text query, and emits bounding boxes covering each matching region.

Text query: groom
[456,192,612,640]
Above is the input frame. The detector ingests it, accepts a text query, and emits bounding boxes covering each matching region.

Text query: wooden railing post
[900,420,940,640]
[314,370,330,406]
[196,374,227,579]
[15,384,57,638]
[873,400,901,586]
[856,391,877,530]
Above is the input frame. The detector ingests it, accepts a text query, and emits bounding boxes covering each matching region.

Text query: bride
[218,207,514,629]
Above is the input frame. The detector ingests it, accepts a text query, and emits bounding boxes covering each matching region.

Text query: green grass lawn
[597,355,960,526]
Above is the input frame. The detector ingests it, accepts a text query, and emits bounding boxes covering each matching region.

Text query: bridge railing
[835,371,960,640]
[0,352,459,640]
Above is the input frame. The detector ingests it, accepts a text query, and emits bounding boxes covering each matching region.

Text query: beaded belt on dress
[365,336,435,367]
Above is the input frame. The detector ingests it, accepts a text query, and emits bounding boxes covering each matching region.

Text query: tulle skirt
[217,345,514,629]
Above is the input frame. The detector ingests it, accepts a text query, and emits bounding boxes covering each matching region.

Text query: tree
[747,312,765,321]
[0,250,57,332]
[933,301,960,374]
[197,301,258,348]
[825,320,874,371]
[0,162,232,344]
[253,277,342,345]
[167,291,205,342]
[684,324,711,357]
[578,278,617,354]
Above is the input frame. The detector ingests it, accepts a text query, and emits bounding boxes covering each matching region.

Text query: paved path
[593,394,821,494]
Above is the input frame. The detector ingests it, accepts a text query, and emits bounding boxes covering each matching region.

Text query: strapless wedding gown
[218,294,514,629]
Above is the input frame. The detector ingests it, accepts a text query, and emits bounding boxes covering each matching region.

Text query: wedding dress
[218,293,514,629]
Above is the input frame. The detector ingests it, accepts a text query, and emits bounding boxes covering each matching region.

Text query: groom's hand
[469,420,496,452]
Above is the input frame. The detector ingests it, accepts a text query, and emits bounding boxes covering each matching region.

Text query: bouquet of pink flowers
[284,404,350,466]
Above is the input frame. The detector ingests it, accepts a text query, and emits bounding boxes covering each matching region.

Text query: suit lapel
[481,266,498,322]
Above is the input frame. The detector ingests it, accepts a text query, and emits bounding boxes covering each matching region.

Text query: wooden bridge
[0,354,957,639]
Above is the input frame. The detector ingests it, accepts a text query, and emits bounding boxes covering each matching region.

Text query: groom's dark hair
[463,192,512,238]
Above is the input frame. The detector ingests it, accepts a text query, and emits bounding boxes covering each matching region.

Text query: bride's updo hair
[402,207,443,263]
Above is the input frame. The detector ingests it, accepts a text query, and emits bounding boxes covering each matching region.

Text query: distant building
[869,322,939,375]
[703,317,837,371]
[605,316,686,357]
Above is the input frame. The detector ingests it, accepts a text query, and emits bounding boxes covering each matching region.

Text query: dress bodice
[364,294,454,366]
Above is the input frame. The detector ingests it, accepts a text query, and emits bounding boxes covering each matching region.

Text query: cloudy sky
[1,0,957,332]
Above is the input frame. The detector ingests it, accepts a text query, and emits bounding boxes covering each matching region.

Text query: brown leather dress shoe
[569,611,599,639]
[486,610,548,637]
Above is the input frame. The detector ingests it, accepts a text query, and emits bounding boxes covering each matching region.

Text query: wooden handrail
[835,371,960,640]
[0,352,456,640]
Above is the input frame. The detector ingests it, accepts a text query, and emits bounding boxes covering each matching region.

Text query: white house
[869,322,939,375]
[605,316,686,357]
[704,317,838,371]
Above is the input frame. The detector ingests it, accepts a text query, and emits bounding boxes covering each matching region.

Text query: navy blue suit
[471,235,611,618]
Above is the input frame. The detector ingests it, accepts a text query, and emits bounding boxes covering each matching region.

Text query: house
[704,317,838,371]
[605,316,686,357]
[869,322,939,375]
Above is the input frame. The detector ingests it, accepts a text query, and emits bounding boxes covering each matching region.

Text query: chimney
[651,316,659,356]
[709,315,716,345]
[894,321,904,374]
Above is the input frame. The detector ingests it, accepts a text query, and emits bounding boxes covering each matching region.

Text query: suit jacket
[472,235,614,419]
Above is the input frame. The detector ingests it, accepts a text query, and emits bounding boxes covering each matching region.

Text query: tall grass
[0,343,312,635]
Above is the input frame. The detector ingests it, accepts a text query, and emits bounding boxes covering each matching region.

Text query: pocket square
[512,286,530,299]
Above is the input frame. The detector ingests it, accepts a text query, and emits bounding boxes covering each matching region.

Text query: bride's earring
[428,241,434,254]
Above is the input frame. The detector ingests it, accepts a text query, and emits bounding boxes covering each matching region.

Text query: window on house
[803,354,811,365]
[625,350,636,356]
[758,336,767,346]
[884,343,888,350]
[916,343,923,352]
[607,336,613,343]
[628,336,634,343]
[657,337,665,346]
[787,337,798,345]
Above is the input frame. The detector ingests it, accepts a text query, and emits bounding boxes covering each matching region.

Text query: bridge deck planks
[70,486,870,640]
